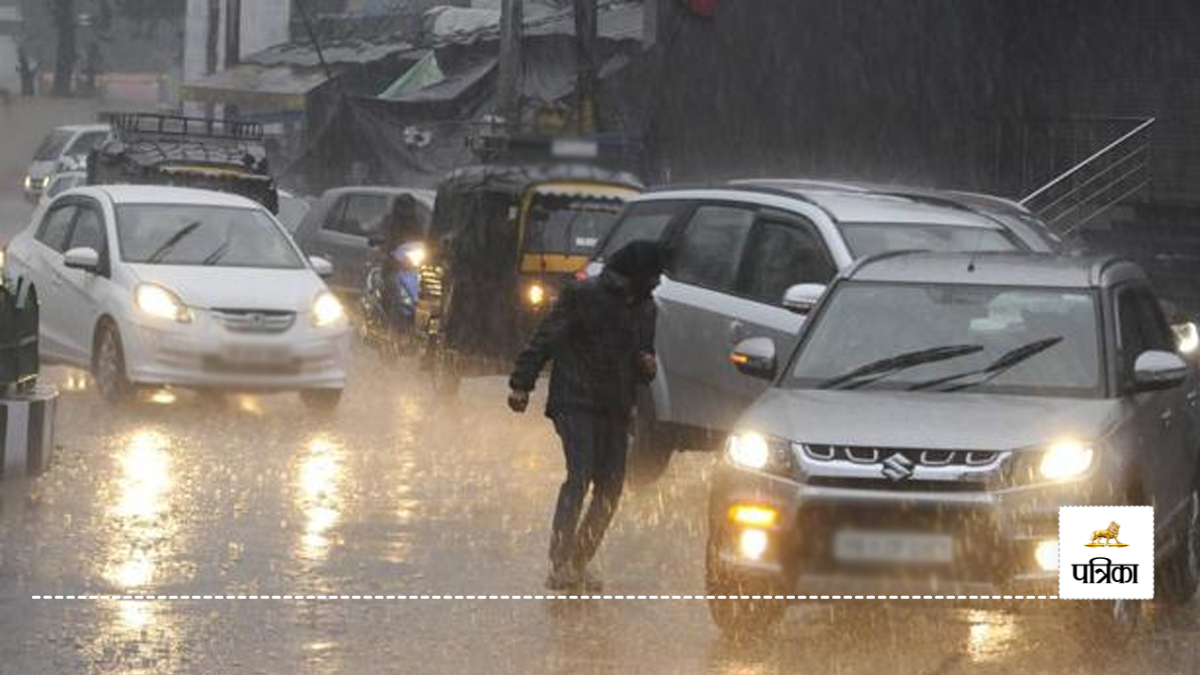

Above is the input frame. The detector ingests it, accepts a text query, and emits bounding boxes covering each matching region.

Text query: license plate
[833,530,955,564]
[224,344,290,365]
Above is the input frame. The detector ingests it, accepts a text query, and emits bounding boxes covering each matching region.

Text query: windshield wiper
[818,344,983,390]
[146,221,202,263]
[200,238,232,266]
[906,336,1064,393]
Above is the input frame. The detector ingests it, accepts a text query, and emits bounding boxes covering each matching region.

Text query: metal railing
[1018,117,1155,237]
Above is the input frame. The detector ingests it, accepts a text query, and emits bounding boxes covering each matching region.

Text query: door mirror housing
[782,283,827,314]
[63,247,100,273]
[1132,350,1189,392]
[730,337,777,380]
[309,256,335,278]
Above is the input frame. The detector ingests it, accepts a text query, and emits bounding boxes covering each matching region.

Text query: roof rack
[101,112,264,142]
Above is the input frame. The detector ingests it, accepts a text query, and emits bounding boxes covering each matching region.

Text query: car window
[67,207,106,253]
[33,130,73,161]
[598,200,687,259]
[65,131,108,156]
[46,174,85,199]
[36,204,77,252]
[738,219,836,305]
[840,223,1022,257]
[670,205,755,291]
[325,194,388,238]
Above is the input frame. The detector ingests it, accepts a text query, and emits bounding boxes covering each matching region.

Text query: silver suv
[708,251,1200,637]
[588,180,1060,482]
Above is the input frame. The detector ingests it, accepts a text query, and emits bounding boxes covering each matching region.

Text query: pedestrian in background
[508,240,664,591]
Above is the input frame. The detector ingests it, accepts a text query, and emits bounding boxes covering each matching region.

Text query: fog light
[1035,539,1058,572]
[729,504,779,528]
[738,529,770,561]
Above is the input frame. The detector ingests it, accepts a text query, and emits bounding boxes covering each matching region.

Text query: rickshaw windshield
[523,193,625,257]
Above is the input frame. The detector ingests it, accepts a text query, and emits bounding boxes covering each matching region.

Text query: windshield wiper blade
[907,336,1064,392]
[200,239,231,266]
[818,344,983,390]
[146,221,202,263]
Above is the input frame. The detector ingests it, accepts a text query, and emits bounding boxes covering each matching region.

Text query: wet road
[1,345,1198,675]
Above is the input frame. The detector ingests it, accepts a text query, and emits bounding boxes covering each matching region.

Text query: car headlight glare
[404,245,427,267]
[1174,321,1199,355]
[726,432,794,475]
[527,283,546,306]
[1038,439,1094,481]
[135,283,191,323]
[312,291,346,327]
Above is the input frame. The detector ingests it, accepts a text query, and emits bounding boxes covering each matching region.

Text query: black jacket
[509,273,656,420]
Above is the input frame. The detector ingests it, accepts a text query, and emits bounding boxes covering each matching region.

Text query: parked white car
[3,186,350,408]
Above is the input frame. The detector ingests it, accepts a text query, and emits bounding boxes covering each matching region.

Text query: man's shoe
[545,565,580,591]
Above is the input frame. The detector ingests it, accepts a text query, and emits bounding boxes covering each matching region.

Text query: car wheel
[705,539,787,639]
[1158,487,1200,605]
[93,322,134,406]
[626,404,674,486]
[300,389,343,412]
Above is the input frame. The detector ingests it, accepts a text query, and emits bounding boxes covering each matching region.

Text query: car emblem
[247,313,265,325]
[881,452,915,481]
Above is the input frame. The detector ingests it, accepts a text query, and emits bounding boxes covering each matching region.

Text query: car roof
[846,251,1144,288]
[642,180,1013,229]
[321,186,436,206]
[73,185,265,209]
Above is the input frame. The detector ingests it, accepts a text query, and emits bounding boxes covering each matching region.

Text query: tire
[1158,486,1200,605]
[705,538,787,639]
[300,389,343,412]
[92,321,134,406]
[626,404,674,486]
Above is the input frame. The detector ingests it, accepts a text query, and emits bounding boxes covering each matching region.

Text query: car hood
[741,388,1129,451]
[127,264,325,312]
[27,161,56,180]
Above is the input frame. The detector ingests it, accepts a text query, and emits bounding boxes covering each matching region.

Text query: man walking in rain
[508,241,664,591]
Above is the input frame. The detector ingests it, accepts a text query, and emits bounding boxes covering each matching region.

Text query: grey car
[587,180,1061,483]
[292,186,435,295]
[708,252,1200,637]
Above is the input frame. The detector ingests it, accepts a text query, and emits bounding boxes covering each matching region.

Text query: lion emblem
[1087,521,1124,547]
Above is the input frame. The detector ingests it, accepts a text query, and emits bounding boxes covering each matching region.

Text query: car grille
[212,309,296,334]
[802,444,1002,467]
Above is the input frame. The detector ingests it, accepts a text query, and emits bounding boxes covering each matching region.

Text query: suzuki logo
[881,452,915,481]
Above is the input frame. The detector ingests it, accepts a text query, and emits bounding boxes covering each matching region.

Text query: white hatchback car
[3,186,351,408]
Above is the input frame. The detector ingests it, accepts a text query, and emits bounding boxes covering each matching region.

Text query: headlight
[24,175,33,190]
[725,432,795,475]
[1038,439,1094,481]
[1174,321,1199,355]
[404,245,427,267]
[312,291,346,328]
[135,283,191,323]
[527,283,546,306]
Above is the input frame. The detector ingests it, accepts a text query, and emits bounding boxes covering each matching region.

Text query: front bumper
[708,464,1097,596]
[120,310,350,391]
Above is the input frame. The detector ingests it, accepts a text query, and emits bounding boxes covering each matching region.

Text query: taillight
[574,270,588,281]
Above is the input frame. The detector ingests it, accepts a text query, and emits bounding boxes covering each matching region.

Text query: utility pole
[573,0,598,133]
[51,0,76,96]
[224,0,241,68]
[497,0,523,129]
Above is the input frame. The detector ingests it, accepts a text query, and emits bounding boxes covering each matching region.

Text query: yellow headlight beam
[1039,439,1094,481]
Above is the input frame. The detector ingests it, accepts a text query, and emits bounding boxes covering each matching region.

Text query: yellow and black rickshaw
[416,163,643,393]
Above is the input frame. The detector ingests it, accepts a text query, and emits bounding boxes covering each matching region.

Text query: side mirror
[1132,350,1189,392]
[730,337,777,380]
[1172,321,1198,356]
[309,256,334,278]
[782,283,827,314]
[63,247,100,273]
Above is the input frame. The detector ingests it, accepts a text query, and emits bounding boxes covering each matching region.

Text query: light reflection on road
[105,429,175,591]
[296,436,345,562]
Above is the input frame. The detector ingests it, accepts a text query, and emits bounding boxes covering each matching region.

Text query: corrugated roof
[429,1,643,46]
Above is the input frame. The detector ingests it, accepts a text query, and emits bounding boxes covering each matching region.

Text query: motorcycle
[359,240,426,357]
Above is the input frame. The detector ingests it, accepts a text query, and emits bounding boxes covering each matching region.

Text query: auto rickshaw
[416,163,643,393]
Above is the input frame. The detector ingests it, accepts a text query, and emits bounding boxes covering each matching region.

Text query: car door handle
[728,320,747,344]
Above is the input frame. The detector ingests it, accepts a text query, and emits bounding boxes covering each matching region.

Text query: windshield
[46,174,85,199]
[523,194,624,256]
[32,130,73,161]
[116,204,304,269]
[840,222,1022,257]
[789,281,1103,397]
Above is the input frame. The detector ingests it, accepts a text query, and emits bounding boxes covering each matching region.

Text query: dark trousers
[549,412,629,569]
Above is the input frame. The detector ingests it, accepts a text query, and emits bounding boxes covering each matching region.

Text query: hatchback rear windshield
[840,222,1022,257]
[523,195,624,256]
[116,204,304,269]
